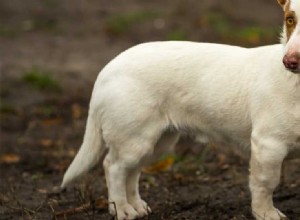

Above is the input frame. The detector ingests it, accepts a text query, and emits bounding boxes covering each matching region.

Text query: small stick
[54,202,92,218]
[54,196,107,219]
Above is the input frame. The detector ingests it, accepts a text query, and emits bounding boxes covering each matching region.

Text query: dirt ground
[0,0,299,219]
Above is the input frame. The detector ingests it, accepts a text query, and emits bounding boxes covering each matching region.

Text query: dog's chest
[286,103,300,150]
[289,102,300,134]
[266,80,300,146]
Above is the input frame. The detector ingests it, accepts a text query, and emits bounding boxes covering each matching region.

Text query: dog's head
[278,0,300,73]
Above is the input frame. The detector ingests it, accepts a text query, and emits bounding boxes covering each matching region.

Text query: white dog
[62,0,300,219]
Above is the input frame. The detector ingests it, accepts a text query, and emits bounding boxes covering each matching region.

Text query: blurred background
[1,0,299,219]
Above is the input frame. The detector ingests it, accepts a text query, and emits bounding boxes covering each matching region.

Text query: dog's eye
[286,17,295,26]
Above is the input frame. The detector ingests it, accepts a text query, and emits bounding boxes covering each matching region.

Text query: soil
[0,0,299,219]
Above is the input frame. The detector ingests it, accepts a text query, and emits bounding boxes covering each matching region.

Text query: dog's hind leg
[125,131,180,216]
[104,122,165,220]
[249,135,288,220]
[105,148,144,220]
[126,168,150,216]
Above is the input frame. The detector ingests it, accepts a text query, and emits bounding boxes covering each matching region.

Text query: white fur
[286,1,300,53]
[62,2,300,220]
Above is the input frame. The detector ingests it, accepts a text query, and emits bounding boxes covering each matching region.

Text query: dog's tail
[61,113,105,188]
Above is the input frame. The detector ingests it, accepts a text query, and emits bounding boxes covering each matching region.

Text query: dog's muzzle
[283,53,300,73]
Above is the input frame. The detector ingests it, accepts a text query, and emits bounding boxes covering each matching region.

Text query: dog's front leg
[249,135,288,220]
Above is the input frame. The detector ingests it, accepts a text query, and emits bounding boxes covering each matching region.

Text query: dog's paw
[130,199,151,217]
[253,207,288,220]
[109,202,139,220]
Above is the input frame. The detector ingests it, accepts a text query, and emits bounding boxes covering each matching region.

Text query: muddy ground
[0,0,299,219]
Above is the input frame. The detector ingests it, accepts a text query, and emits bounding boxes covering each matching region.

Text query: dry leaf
[67,148,76,157]
[0,192,9,203]
[37,188,48,194]
[40,139,53,147]
[71,103,82,119]
[173,173,184,181]
[144,155,174,173]
[41,118,62,126]
[95,197,108,209]
[217,153,227,166]
[0,154,21,164]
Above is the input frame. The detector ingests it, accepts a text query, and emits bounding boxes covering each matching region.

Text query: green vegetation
[236,26,276,44]
[22,67,61,91]
[0,25,18,38]
[105,10,161,35]
[0,85,10,98]
[0,18,60,38]
[0,103,16,114]
[166,29,188,41]
[42,0,59,8]
[22,18,60,33]
[204,12,278,45]
[205,12,231,36]
[30,172,44,181]
[37,105,57,117]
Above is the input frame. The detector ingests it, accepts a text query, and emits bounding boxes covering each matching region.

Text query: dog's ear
[277,0,287,9]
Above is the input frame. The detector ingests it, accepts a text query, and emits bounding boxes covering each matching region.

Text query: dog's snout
[283,56,298,70]
[283,53,300,72]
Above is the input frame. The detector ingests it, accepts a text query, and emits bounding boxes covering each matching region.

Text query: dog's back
[95,42,283,148]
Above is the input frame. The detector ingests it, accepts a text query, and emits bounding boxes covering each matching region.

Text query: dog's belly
[175,107,253,149]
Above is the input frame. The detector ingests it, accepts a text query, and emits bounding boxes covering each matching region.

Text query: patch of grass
[0,18,61,38]
[0,86,10,98]
[39,106,55,117]
[206,12,232,36]
[0,103,17,114]
[42,0,59,8]
[166,29,188,41]
[105,10,160,35]
[0,25,19,38]
[236,26,277,44]
[37,105,57,117]
[22,68,61,92]
[31,172,44,181]
[33,19,58,31]
[22,18,60,33]
[203,11,278,45]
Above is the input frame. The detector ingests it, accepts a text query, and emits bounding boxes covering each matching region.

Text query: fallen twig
[54,197,107,219]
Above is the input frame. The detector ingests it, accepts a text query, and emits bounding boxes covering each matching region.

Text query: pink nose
[283,54,299,71]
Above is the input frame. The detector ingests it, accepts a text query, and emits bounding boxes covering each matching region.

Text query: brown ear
[277,0,287,8]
